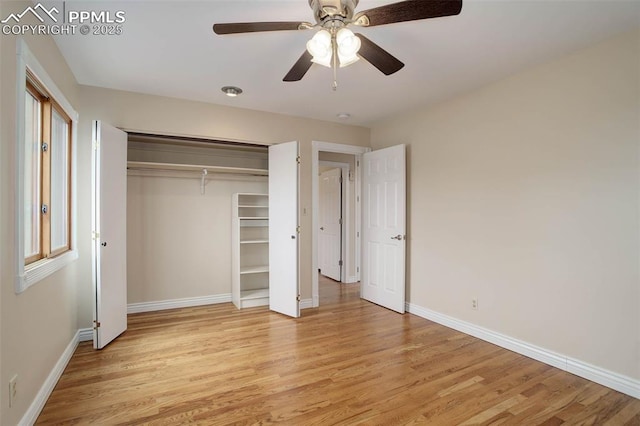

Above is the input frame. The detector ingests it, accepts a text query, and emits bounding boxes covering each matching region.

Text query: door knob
[391,234,404,240]
[101,242,107,247]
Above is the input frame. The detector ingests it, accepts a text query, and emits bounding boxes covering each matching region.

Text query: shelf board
[239,217,269,220]
[127,161,268,176]
[240,265,269,274]
[238,205,268,208]
[240,240,269,244]
[240,288,269,300]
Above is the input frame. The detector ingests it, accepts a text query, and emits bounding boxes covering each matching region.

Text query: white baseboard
[129,295,315,313]
[406,302,640,399]
[78,328,93,342]
[127,294,232,314]
[20,330,81,426]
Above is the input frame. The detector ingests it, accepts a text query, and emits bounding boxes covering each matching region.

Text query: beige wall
[78,86,370,323]
[0,2,82,424]
[371,30,640,380]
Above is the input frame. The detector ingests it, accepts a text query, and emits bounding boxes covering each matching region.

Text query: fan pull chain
[332,30,338,91]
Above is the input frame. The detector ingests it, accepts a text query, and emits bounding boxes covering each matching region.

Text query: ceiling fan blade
[354,0,462,27]
[213,22,310,35]
[355,34,404,76]
[283,51,314,82]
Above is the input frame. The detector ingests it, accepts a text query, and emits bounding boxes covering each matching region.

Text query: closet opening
[125,132,269,314]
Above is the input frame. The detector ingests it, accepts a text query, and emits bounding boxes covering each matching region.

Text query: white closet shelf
[239,217,269,220]
[127,161,268,176]
[240,265,269,274]
[240,240,269,244]
[240,288,269,300]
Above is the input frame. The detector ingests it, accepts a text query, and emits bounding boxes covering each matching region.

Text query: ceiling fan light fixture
[336,28,360,55]
[306,29,332,67]
[336,27,361,67]
[221,86,243,97]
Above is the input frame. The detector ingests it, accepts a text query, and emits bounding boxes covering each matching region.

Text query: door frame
[318,162,348,282]
[312,141,370,307]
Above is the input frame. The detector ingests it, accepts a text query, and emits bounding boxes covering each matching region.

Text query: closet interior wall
[126,135,268,306]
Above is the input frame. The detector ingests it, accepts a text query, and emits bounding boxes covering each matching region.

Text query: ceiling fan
[213,0,462,89]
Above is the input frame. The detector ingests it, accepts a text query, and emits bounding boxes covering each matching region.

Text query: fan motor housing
[309,0,359,23]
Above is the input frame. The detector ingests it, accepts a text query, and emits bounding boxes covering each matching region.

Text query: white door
[92,121,128,349]
[361,144,406,313]
[319,168,342,281]
[269,141,300,318]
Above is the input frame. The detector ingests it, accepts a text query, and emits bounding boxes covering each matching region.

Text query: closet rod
[126,161,268,176]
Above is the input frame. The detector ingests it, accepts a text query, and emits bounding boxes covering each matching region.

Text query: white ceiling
[52,1,640,127]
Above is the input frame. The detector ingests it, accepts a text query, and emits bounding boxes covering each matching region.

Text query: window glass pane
[50,107,70,252]
[24,91,41,259]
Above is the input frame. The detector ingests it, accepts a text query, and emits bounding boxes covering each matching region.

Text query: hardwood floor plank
[36,277,639,424]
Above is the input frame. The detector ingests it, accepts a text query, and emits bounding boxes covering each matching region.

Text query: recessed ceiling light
[221,86,243,97]
[337,112,351,120]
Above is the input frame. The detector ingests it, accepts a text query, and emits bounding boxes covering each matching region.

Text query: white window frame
[15,39,78,293]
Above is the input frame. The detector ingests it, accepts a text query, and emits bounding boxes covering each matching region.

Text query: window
[16,40,78,293]
[24,73,72,265]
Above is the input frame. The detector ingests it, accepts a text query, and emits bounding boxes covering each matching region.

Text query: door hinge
[93,320,101,329]
[92,231,100,240]
[339,176,343,184]
[296,226,301,234]
[296,156,301,164]
[339,218,343,225]
[296,294,301,302]
[357,267,360,273]
[356,160,360,167]
[339,260,343,266]
[41,142,48,152]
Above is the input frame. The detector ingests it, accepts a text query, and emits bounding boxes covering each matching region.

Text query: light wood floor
[38,277,640,425]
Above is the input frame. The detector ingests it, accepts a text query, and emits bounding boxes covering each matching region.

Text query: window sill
[17,250,78,293]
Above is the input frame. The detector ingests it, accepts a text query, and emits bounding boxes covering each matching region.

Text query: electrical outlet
[9,375,17,408]
[472,298,478,310]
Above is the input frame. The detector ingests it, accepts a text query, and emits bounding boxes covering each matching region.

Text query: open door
[319,168,342,281]
[92,121,128,349]
[268,141,300,318]
[361,144,406,313]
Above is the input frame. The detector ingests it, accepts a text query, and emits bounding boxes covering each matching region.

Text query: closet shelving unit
[232,193,270,309]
